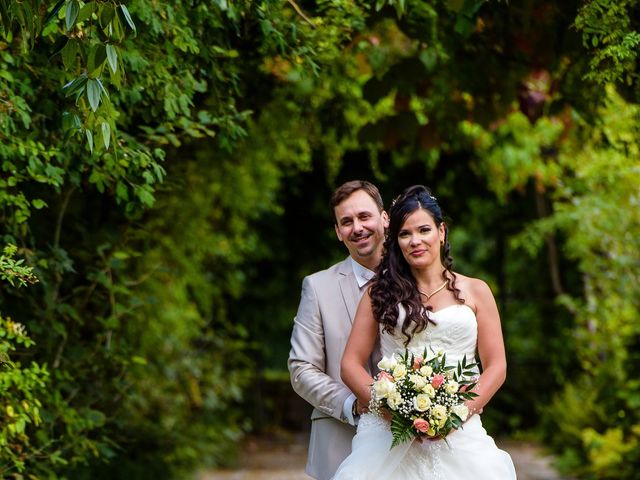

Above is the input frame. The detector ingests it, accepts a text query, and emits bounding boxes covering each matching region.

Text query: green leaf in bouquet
[442,417,455,432]
[464,381,478,391]
[450,414,464,428]
[390,412,415,449]
[459,391,479,400]
[432,355,441,371]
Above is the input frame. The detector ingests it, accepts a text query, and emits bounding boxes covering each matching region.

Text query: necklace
[418,280,449,300]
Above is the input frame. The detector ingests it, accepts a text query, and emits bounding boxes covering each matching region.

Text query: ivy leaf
[76,2,95,24]
[65,0,79,31]
[62,74,87,97]
[86,79,101,111]
[85,129,94,153]
[49,35,69,59]
[119,5,136,35]
[88,45,107,75]
[44,0,66,27]
[99,5,115,28]
[101,122,111,150]
[106,44,118,73]
[61,38,79,69]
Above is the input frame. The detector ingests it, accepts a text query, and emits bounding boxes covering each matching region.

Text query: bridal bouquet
[370,349,479,448]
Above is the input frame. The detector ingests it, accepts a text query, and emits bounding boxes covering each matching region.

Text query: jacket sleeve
[288,275,352,421]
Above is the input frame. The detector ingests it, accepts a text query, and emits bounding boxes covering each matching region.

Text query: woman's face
[397,208,445,270]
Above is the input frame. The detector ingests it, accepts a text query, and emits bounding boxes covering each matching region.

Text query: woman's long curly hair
[369,185,464,344]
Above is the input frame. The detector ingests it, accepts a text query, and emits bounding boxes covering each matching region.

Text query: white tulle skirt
[332,413,517,480]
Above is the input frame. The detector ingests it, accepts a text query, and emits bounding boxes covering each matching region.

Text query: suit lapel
[338,258,360,324]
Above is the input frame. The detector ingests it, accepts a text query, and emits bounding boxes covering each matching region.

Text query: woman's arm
[465,278,507,416]
[341,291,380,409]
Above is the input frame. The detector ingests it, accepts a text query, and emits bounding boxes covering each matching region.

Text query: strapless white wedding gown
[333,304,517,479]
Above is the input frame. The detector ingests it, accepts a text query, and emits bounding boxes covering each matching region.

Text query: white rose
[387,391,403,410]
[444,381,459,395]
[372,379,396,399]
[377,355,397,371]
[419,365,433,377]
[452,404,469,421]
[393,364,407,379]
[413,394,432,412]
[431,404,447,421]
[422,384,436,398]
[409,374,427,390]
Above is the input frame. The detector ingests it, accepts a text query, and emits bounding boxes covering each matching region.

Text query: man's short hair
[330,180,384,223]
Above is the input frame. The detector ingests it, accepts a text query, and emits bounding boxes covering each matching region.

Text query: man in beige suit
[289,180,388,480]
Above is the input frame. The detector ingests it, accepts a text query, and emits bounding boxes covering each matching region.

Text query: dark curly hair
[369,185,464,344]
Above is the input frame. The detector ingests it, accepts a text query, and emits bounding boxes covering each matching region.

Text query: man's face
[334,190,389,267]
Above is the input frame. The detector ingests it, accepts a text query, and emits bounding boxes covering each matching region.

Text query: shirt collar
[350,257,375,289]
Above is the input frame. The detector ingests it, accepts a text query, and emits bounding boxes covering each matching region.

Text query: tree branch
[287,0,317,29]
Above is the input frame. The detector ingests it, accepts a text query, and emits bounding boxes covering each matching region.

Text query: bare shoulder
[451,272,494,310]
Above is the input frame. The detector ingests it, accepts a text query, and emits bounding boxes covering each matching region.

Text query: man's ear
[382,211,390,229]
[335,224,343,242]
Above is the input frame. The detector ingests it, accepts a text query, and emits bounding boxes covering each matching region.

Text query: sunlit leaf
[85,128,93,152]
[101,122,111,150]
[86,79,101,111]
[106,44,117,73]
[65,0,79,31]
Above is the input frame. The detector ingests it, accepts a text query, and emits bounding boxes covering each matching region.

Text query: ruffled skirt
[332,413,517,479]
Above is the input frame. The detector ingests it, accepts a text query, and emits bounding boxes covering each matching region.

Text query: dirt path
[198,432,571,480]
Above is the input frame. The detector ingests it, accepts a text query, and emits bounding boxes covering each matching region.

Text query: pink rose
[378,371,394,382]
[431,374,445,389]
[412,357,423,370]
[413,418,430,433]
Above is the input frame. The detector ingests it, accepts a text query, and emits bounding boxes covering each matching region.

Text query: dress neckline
[429,303,475,316]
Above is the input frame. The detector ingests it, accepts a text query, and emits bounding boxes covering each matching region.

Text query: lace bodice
[379,303,479,370]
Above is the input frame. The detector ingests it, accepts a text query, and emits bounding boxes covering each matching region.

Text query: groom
[288,180,388,480]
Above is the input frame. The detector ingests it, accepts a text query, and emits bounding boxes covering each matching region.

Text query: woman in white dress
[334,185,517,479]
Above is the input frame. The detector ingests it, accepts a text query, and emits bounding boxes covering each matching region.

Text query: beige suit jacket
[288,257,379,480]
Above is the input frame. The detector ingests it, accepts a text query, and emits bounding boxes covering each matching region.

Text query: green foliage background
[0,0,638,478]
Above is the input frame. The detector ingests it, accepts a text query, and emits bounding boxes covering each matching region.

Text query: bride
[333,185,517,479]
